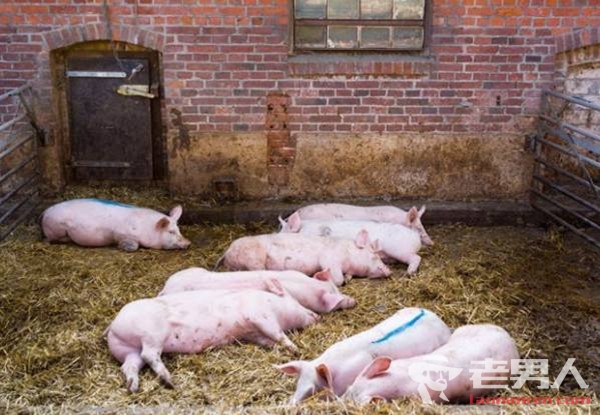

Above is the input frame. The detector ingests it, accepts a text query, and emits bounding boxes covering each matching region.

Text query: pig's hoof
[126,378,139,393]
[163,377,176,389]
[283,342,300,354]
[118,239,139,252]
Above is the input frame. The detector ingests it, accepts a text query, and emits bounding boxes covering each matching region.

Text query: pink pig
[276,307,451,403]
[280,214,422,274]
[41,198,190,251]
[106,285,320,392]
[159,267,356,313]
[285,203,433,247]
[218,230,391,286]
[343,324,519,404]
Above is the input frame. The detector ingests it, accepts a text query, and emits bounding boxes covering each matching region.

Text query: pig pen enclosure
[1,187,600,414]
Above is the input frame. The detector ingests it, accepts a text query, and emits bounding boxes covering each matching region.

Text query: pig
[158,267,356,313]
[275,307,451,403]
[106,284,320,392]
[343,324,519,405]
[40,198,190,251]
[284,203,433,247]
[279,216,422,274]
[217,230,391,286]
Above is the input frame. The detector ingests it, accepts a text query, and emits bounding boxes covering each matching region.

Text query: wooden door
[66,54,155,181]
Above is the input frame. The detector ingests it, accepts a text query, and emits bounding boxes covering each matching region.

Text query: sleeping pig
[217,230,391,286]
[283,203,433,247]
[106,284,319,392]
[279,214,422,274]
[159,267,356,313]
[41,198,190,251]
[343,324,519,404]
[276,307,451,403]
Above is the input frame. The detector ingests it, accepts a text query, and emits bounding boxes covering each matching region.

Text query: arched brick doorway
[51,40,164,183]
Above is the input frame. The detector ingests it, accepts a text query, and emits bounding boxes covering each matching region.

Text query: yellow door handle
[116,84,155,99]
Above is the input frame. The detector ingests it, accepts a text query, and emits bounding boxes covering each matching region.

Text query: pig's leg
[44,227,71,243]
[140,344,174,388]
[391,252,421,274]
[121,352,145,392]
[118,239,140,252]
[251,315,299,353]
[318,263,345,286]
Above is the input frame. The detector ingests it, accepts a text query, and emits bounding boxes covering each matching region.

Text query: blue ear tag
[371,309,426,344]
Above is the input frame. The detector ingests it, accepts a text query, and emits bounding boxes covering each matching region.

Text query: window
[292,0,426,52]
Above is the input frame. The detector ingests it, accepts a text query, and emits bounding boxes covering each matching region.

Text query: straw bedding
[1,197,599,414]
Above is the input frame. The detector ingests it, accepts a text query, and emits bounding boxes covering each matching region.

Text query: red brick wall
[1,0,600,195]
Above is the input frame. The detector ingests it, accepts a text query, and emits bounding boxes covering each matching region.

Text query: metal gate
[531,89,600,248]
[0,84,41,241]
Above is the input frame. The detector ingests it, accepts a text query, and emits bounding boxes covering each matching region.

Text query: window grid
[293,0,426,52]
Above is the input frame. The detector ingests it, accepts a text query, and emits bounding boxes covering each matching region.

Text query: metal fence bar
[543,89,600,112]
[532,189,600,233]
[0,114,26,133]
[533,174,600,215]
[0,83,39,241]
[0,187,38,225]
[535,157,600,195]
[0,133,34,160]
[0,152,36,186]
[532,201,600,249]
[535,133,600,170]
[0,83,30,101]
[532,89,600,248]
[0,198,38,241]
[540,114,600,144]
[0,173,37,207]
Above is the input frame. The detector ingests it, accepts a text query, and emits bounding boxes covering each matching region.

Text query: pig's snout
[343,296,357,308]
[177,237,191,249]
[164,235,191,250]
[422,235,434,247]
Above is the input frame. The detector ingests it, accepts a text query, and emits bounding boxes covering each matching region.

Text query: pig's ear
[156,217,170,230]
[315,363,333,389]
[321,292,344,312]
[407,206,419,224]
[418,205,426,218]
[169,205,183,222]
[313,268,333,282]
[354,229,370,249]
[288,212,302,232]
[274,361,305,376]
[360,357,392,379]
[265,278,285,297]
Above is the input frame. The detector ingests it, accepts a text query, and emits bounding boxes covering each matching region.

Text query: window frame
[288,0,431,55]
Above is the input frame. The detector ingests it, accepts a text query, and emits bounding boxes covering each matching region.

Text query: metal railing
[531,89,600,248]
[0,83,41,241]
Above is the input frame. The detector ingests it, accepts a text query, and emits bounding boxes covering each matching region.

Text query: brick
[328,98,360,106]
[4,0,598,148]
[268,165,290,186]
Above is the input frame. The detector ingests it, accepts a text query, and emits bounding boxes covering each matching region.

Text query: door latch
[116,84,156,99]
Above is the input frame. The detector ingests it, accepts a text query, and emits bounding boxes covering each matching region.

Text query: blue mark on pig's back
[84,198,136,209]
[371,309,426,344]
